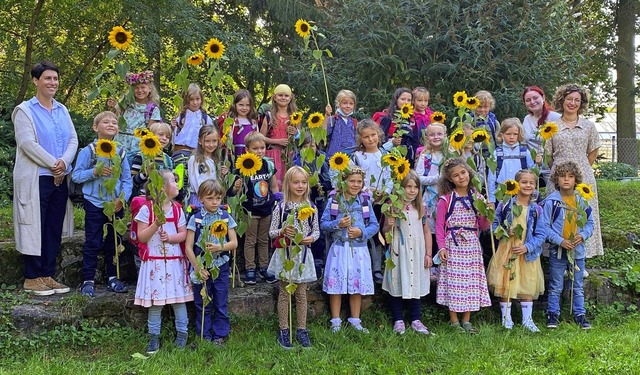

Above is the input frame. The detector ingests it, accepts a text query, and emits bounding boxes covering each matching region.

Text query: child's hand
[424,254,433,268]
[197,267,210,281]
[283,225,296,238]
[392,137,402,146]
[205,242,223,253]
[301,236,313,246]
[53,175,64,186]
[560,239,575,250]
[220,165,229,176]
[275,138,288,147]
[114,199,123,213]
[233,179,242,193]
[170,118,178,128]
[347,226,362,239]
[95,165,112,177]
[338,216,351,228]
[511,244,527,255]
[572,234,584,246]
[153,218,166,227]
[159,229,169,242]
[438,249,448,262]
[286,125,297,135]
[325,104,332,116]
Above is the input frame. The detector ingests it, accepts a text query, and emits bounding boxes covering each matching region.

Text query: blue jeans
[192,262,230,340]
[547,250,586,316]
[148,303,188,335]
[83,200,123,281]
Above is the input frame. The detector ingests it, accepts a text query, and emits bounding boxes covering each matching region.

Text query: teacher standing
[12,61,78,295]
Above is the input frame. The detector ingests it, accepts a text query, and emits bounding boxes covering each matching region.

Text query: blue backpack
[495,144,529,177]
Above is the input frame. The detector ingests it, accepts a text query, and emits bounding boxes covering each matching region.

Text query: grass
[2,308,640,374]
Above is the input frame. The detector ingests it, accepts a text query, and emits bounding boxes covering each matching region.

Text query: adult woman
[12,62,78,295]
[545,83,603,258]
[521,86,562,188]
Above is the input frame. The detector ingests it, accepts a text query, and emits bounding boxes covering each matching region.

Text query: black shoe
[296,328,312,348]
[107,278,129,293]
[260,267,277,284]
[574,314,592,330]
[546,313,560,329]
[277,329,293,350]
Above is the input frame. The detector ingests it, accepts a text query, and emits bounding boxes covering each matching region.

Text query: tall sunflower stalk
[532,122,559,190]
[328,153,355,253]
[297,112,327,193]
[295,20,332,107]
[562,187,591,315]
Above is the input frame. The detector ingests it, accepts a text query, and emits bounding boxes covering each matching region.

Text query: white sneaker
[523,319,541,332]
[502,317,514,330]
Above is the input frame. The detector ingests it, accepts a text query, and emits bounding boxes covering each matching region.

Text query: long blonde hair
[282,166,310,204]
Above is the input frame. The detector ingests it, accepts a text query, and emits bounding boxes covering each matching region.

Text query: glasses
[564,98,582,104]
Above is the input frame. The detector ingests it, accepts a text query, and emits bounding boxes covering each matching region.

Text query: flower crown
[343,166,366,178]
[125,70,154,85]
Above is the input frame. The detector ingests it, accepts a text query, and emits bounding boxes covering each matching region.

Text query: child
[486,169,546,332]
[415,122,446,237]
[260,84,298,190]
[435,159,491,333]
[487,118,534,203]
[460,123,486,188]
[171,83,214,155]
[351,119,391,284]
[411,87,434,131]
[381,171,433,335]
[133,169,193,354]
[231,131,278,284]
[473,90,499,157]
[324,89,358,160]
[72,111,133,297]
[130,122,174,198]
[185,179,238,344]
[378,88,421,167]
[112,70,162,162]
[268,166,319,349]
[188,126,227,209]
[227,89,260,156]
[543,161,594,330]
[321,166,380,333]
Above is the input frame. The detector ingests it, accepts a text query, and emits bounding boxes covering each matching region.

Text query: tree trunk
[615,0,638,167]
[14,0,46,106]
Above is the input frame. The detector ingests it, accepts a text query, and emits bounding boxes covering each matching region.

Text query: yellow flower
[307,112,324,129]
[382,153,401,167]
[329,152,350,171]
[465,96,480,110]
[220,133,227,144]
[471,128,490,144]
[108,26,132,50]
[576,183,595,200]
[95,139,117,158]
[187,53,204,66]
[453,91,468,108]
[210,220,228,240]
[235,152,263,177]
[504,179,520,195]
[290,112,303,126]
[430,111,446,123]
[139,134,162,157]
[134,128,150,138]
[539,122,558,141]
[399,103,414,119]
[295,19,312,38]
[449,129,467,150]
[393,158,410,181]
[297,206,316,221]
[204,38,225,59]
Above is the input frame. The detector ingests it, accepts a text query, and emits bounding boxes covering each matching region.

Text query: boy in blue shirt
[72,111,133,297]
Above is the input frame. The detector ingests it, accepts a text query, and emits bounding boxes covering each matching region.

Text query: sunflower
[96,139,117,158]
[187,53,204,66]
[453,91,468,108]
[297,206,316,221]
[399,103,414,119]
[393,158,410,181]
[134,128,150,138]
[449,129,467,150]
[430,111,446,123]
[235,152,263,177]
[576,183,595,200]
[471,128,490,144]
[539,122,558,141]
[290,112,303,126]
[382,153,401,167]
[307,112,324,128]
[329,152,350,171]
[504,179,520,195]
[295,19,312,38]
[465,96,480,110]
[210,220,228,240]
[139,134,163,157]
[204,38,225,59]
[108,26,132,50]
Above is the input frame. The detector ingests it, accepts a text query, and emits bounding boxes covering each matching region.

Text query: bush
[597,180,640,250]
[594,162,638,180]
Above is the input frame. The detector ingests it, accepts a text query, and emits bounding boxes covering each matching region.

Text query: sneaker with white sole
[393,320,405,334]
[522,319,541,332]
[411,320,431,335]
[40,277,70,294]
[502,317,514,330]
[23,278,54,296]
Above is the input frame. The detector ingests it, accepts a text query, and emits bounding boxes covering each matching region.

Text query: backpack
[129,197,185,261]
[143,102,162,124]
[495,144,529,177]
[69,142,127,204]
[547,197,592,225]
[327,190,371,225]
[177,109,208,132]
[500,199,541,236]
[190,208,231,257]
[326,114,358,150]
[443,191,479,223]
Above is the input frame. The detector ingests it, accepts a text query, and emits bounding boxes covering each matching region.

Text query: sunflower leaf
[284,259,295,272]
[106,49,121,60]
[285,283,298,294]
[324,49,333,58]
[312,50,323,59]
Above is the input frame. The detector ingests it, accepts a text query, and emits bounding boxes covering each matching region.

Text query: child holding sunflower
[377,88,422,167]
[324,89,358,160]
[472,90,499,157]
[72,111,133,297]
[268,166,319,348]
[171,83,214,155]
[130,122,174,199]
[416,122,447,239]
[188,126,227,209]
[411,87,434,131]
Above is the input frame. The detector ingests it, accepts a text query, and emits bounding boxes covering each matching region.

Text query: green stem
[312,33,330,106]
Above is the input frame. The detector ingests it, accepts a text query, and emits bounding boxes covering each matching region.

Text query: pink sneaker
[411,320,431,335]
[393,320,405,334]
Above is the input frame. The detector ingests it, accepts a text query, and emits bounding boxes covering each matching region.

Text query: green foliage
[587,247,640,270]
[596,180,640,250]
[594,162,639,180]
[607,263,640,294]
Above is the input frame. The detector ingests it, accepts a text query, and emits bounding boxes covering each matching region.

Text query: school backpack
[495,144,529,177]
[443,191,479,223]
[327,190,371,225]
[325,114,358,150]
[129,197,185,261]
[176,109,208,131]
[190,208,231,257]
[68,142,127,204]
[500,199,542,236]
[143,102,162,124]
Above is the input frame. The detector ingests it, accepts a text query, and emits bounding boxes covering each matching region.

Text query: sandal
[461,321,479,334]
[449,321,464,331]
[107,278,129,293]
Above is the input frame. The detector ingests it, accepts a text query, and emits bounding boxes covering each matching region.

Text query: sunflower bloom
[471,128,490,144]
[449,129,467,150]
[290,112,303,126]
[96,139,117,158]
[204,38,225,59]
[453,91,468,108]
[504,179,520,195]
[465,96,480,110]
[393,158,410,181]
[295,19,312,38]
[430,111,446,123]
[297,206,316,221]
[399,103,414,119]
[139,134,162,157]
[382,153,401,167]
[210,220,228,241]
[108,26,132,50]
[307,112,324,129]
[187,53,204,66]
[539,122,558,141]
[236,152,263,177]
[134,128,150,138]
[329,152,349,171]
[576,183,595,200]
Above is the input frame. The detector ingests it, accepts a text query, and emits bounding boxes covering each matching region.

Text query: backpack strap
[519,144,529,170]
[550,199,562,224]
[178,112,186,129]
[144,102,159,123]
[495,145,528,177]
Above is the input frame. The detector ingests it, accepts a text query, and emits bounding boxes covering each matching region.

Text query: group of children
[69,74,595,353]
